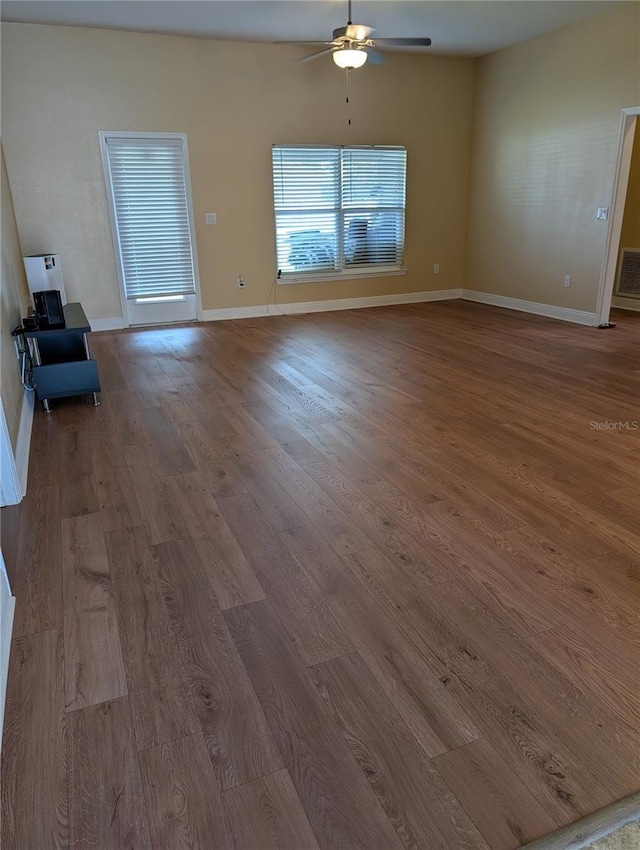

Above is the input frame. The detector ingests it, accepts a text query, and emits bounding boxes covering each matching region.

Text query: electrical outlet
[237,274,245,289]
[433,263,440,274]
[563,274,571,287]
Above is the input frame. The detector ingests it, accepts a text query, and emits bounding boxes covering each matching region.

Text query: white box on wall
[23,253,67,304]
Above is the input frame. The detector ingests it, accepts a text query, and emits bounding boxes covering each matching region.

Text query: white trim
[15,391,34,498]
[461,290,596,326]
[278,268,407,285]
[0,390,33,506]
[0,400,21,507]
[99,132,132,326]
[520,790,640,850]
[612,296,640,312]
[88,316,127,332]
[0,551,16,752]
[199,289,601,325]
[200,289,462,322]
[595,106,640,326]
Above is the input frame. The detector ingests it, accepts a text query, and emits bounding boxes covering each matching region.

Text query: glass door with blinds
[100,132,200,326]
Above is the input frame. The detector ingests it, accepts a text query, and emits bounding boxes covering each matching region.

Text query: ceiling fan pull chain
[346,67,352,125]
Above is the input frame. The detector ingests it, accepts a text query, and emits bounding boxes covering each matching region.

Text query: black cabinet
[25,302,101,413]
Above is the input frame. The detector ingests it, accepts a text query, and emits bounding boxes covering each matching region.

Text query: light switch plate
[596,207,609,221]
[205,213,217,225]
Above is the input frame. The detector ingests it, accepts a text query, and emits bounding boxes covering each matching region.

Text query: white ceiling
[1,1,621,57]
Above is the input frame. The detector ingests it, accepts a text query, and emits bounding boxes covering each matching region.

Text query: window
[272,145,407,281]
[100,133,197,300]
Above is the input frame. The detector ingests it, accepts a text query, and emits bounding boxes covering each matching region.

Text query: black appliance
[33,289,65,329]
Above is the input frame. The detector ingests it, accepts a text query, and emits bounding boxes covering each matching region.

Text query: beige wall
[620,125,640,251]
[466,4,640,313]
[1,144,30,453]
[1,23,474,321]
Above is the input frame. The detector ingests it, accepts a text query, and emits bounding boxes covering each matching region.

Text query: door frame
[0,549,16,755]
[0,398,21,507]
[595,107,640,326]
[98,130,203,327]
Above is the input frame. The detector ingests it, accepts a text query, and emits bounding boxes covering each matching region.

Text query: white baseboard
[16,391,34,498]
[200,289,463,322]
[92,289,600,329]
[461,290,597,326]
[611,296,640,312]
[89,316,127,332]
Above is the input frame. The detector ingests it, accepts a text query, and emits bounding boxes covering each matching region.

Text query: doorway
[595,107,640,325]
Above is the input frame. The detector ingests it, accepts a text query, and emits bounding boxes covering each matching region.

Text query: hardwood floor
[2,301,639,850]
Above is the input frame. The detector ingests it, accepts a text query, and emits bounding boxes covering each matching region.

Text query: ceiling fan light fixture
[333,48,367,69]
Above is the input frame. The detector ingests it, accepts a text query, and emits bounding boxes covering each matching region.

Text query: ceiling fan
[278,0,432,69]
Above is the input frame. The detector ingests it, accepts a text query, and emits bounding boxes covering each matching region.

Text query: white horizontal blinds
[342,147,407,268]
[272,145,406,276]
[105,137,196,299]
[273,146,341,274]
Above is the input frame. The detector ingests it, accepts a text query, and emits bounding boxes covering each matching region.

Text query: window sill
[278,268,407,285]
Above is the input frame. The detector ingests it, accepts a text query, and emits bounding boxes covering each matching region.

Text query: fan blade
[344,23,375,40]
[372,37,432,46]
[363,47,384,65]
[297,47,337,64]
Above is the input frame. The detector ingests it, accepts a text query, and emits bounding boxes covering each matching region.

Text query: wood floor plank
[94,460,144,534]
[130,685,200,752]
[225,599,405,850]
[26,408,59,489]
[62,513,127,711]
[433,738,559,849]
[497,527,640,639]
[218,494,354,666]
[291,451,460,587]
[280,528,481,756]
[123,440,186,545]
[139,406,196,476]
[224,399,282,451]
[168,471,266,610]
[11,484,62,637]
[345,547,619,821]
[310,651,489,850]
[164,401,251,496]
[529,621,640,733]
[139,733,234,849]
[58,424,100,518]
[99,389,146,449]
[420,579,639,799]
[252,445,373,556]
[1,629,67,849]
[223,769,321,850]
[227,448,312,531]
[320,418,520,533]
[424,500,566,635]
[68,697,151,849]
[104,526,186,692]
[154,538,284,789]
